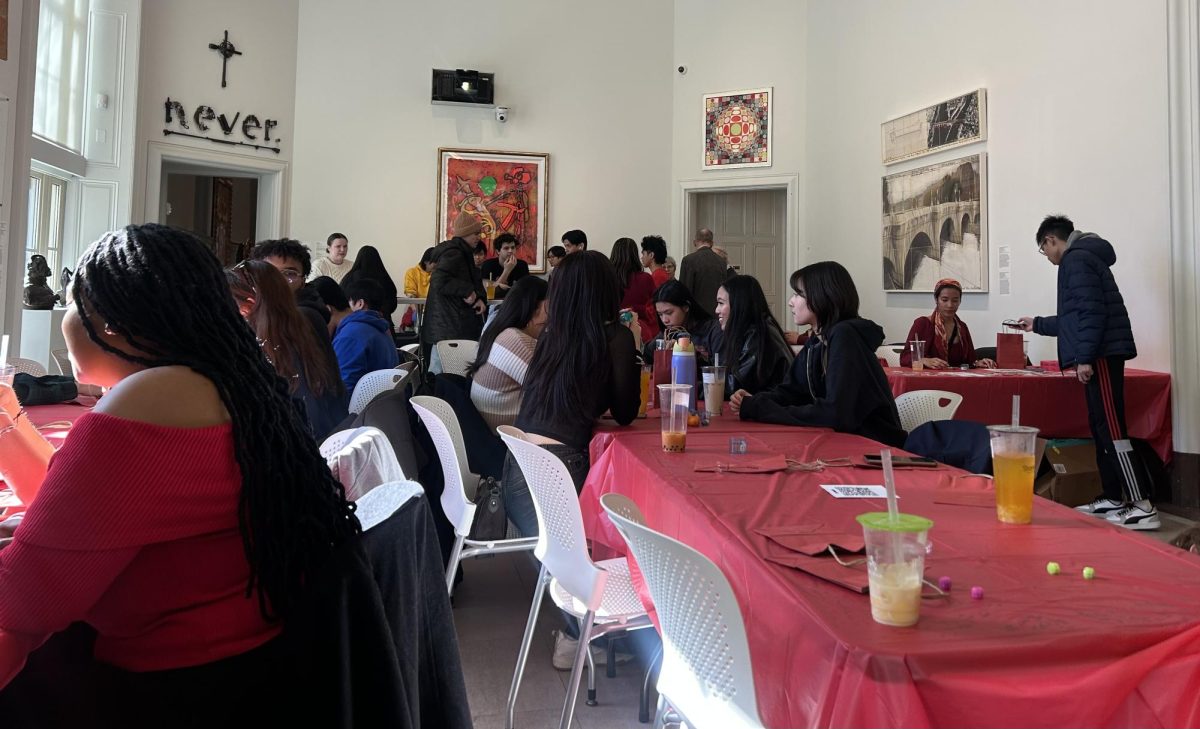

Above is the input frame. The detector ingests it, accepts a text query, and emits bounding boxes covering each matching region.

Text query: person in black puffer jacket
[1018,215,1157,530]
[732,261,905,448]
[420,213,488,367]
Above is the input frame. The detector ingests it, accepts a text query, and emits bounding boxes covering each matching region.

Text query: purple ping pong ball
[937,576,952,591]
[970,586,984,600]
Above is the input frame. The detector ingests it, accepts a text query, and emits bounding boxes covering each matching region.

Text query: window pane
[47,181,63,274]
[26,176,40,254]
[32,0,90,151]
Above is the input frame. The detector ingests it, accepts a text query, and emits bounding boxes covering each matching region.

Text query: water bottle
[671,337,697,411]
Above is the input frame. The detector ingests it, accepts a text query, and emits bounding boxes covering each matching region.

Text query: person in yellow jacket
[401,246,436,329]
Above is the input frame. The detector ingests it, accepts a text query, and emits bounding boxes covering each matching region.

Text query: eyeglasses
[1038,238,1049,255]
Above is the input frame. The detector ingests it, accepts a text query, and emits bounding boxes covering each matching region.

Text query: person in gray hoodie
[732,261,905,448]
[1018,215,1157,530]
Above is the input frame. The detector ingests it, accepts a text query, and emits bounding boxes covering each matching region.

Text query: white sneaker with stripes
[1075,497,1124,517]
[1105,503,1161,530]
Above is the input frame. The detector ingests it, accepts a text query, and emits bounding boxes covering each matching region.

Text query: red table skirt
[580,420,1200,728]
[886,367,1172,462]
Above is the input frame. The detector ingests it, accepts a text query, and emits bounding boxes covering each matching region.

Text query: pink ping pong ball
[970,586,984,600]
[937,576,952,591]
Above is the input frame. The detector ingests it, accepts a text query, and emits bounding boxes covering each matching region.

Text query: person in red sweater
[610,237,658,342]
[640,235,671,290]
[898,278,997,369]
[0,224,360,722]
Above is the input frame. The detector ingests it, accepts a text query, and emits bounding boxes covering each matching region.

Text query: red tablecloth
[579,420,1200,728]
[886,367,1173,462]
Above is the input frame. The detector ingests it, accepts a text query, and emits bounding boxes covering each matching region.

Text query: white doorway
[163,172,259,266]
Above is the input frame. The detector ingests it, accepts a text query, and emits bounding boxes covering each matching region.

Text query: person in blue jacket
[333,278,399,390]
[1018,215,1157,530]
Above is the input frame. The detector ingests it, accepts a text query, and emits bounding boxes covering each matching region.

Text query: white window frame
[26,168,69,279]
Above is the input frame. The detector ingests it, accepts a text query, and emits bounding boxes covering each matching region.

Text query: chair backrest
[399,343,420,357]
[355,479,425,531]
[349,368,407,415]
[435,339,478,377]
[50,349,72,378]
[600,493,763,729]
[497,425,608,610]
[894,389,964,433]
[875,345,902,368]
[6,357,47,377]
[320,426,407,500]
[411,396,477,537]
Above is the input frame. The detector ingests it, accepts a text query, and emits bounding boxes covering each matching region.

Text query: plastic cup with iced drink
[910,340,925,371]
[0,364,14,390]
[856,512,933,627]
[638,365,652,418]
[988,425,1039,524]
[658,384,691,453]
[702,365,726,417]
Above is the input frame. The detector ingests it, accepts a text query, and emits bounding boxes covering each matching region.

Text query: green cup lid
[856,512,934,532]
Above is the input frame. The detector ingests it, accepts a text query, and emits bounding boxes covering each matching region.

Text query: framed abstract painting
[435,148,550,272]
[703,87,772,169]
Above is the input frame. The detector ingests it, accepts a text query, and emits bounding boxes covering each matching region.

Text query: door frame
[675,173,802,322]
[144,141,287,239]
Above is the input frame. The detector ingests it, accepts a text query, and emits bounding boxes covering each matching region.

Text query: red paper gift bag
[996,331,1026,369]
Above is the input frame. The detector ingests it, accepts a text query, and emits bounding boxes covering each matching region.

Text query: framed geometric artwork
[703,87,772,169]
[882,153,987,292]
[436,148,550,272]
[881,89,986,165]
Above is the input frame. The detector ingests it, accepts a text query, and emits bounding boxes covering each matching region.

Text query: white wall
[131,0,297,224]
[804,0,1171,370]
[290,0,674,277]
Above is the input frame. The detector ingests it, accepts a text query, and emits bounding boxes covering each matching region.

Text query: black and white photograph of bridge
[881,153,986,292]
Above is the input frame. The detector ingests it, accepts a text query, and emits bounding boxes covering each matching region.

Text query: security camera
[495,106,509,123]
[677,65,687,75]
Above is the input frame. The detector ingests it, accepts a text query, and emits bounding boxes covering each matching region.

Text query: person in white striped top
[468,276,549,431]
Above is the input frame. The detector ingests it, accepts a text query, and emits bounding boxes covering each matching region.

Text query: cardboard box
[1035,440,1103,507]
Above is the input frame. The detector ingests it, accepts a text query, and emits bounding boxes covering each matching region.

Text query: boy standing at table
[1018,215,1158,530]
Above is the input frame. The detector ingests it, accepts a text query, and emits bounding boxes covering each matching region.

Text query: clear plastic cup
[702,365,726,417]
[988,425,1039,524]
[0,364,14,390]
[910,340,925,370]
[658,384,691,453]
[638,365,652,418]
[856,512,933,627]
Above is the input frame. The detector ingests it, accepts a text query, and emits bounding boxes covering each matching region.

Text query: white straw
[0,335,8,365]
[881,449,899,523]
[1012,395,1020,428]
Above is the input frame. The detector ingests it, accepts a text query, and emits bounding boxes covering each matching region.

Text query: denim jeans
[502,444,590,538]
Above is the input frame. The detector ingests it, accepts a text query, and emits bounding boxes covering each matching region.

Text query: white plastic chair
[498,425,653,729]
[320,426,409,501]
[348,365,412,415]
[6,358,47,377]
[50,349,72,378]
[875,345,903,367]
[894,389,964,433]
[410,397,537,599]
[435,339,478,377]
[601,493,764,729]
[354,479,425,531]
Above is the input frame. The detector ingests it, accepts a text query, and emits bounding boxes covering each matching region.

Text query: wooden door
[692,188,788,324]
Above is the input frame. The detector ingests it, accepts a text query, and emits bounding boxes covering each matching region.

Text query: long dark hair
[73,224,360,619]
[227,260,343,398]
[789,261,859,332]
[342,245,397,314]
[718,274,789,378]
[652,279,712,331]
[522,250,621,419]
[466,276,548,377]
[610,238,643,292]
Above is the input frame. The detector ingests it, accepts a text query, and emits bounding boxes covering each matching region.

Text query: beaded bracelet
[0,409,27,437]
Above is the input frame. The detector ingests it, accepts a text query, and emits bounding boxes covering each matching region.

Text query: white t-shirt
[309,256,355,283]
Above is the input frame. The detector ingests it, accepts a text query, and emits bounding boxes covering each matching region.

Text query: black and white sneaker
[1075,498,1124,517]
[1105,504,1161,531]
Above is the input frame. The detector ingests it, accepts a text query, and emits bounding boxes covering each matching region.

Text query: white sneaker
[551,630,636,671]
[1105,503,1161,531]
[1075,497,1124,517]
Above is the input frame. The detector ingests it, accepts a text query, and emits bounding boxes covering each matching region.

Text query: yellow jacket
[403,265,431,297]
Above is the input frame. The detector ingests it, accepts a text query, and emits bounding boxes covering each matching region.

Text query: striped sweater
[470,328,536,431]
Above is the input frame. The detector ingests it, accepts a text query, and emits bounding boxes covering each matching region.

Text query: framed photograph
[703,87,772,169]
[882,153,987,292]
[435,148,550,272]
[881,89,986,165]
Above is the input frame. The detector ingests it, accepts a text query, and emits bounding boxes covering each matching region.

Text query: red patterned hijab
[930,279,963,356]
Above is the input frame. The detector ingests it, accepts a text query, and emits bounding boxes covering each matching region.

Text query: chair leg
[639,642,663,723]
[559,610,596,729]
[445,534,466,597]
[585,639,597,707]
[505,565,548,729]
[606,638,616,679]
[653,693,669,728]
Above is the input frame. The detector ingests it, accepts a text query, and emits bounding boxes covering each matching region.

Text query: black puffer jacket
[739,317,906,447]
[1033,233,1136,368]
[420,238,486,352]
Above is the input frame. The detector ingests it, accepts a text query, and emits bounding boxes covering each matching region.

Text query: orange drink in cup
[658,384,691,453]
[988,425,1039,524]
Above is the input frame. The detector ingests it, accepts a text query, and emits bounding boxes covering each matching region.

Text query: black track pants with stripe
[1084,357,1151,503]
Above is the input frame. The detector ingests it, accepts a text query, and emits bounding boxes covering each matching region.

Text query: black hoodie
[740,317,906,447]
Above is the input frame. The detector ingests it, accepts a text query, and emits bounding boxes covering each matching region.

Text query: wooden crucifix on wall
[208,30,242,88]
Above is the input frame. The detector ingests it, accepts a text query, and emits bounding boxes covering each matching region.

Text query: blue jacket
[333,310,399,390]
[1033,233,1136,368]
